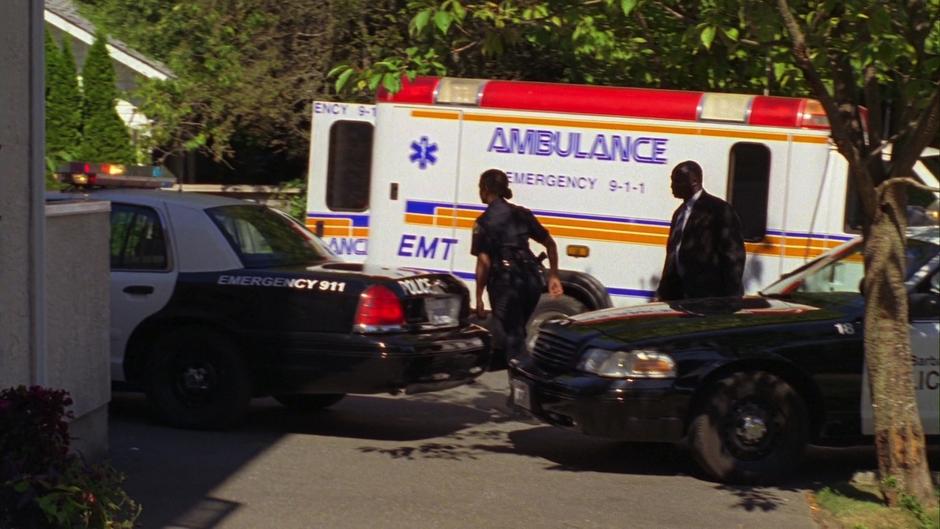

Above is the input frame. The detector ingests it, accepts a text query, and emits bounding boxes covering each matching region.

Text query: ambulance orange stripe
[411,110,461,120]
[405,214,842,257]
[306,218,354,228]
[407,205,850,259]
[319,227,370,237]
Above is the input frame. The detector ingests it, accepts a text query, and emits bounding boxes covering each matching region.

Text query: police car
[52,164,491,429]
[509,226,939,483]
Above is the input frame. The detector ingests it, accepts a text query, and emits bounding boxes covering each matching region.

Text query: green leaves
[434,10,454,34]
[328,65,356,93]
[413,8,432,33]
[620,0,638,16]
[78,32,134,164]
[700,26,717,49]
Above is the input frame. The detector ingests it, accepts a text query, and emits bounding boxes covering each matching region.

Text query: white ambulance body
[306,100,376,262]
[308,77,939,318]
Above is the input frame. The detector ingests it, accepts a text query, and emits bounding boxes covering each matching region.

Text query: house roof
[44,0,174,81]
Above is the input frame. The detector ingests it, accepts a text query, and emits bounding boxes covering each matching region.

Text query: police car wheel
[525,295,587,352]
[274,394,345,411]
[146,329,252,430]
[690,371,808,484]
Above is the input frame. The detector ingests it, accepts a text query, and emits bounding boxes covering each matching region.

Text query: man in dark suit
[657,161,746,301]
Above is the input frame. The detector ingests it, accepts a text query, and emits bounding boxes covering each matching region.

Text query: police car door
[908,262,939,434]
[861,256,940,435]
[109,202,178,381]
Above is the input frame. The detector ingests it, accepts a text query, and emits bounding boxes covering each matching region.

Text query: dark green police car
[509,226,939,483]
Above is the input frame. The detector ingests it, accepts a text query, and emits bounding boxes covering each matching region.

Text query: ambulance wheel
[525,295,587,351]
[146,329,252,430]
[274,394,345,411]
[689,371,808,484]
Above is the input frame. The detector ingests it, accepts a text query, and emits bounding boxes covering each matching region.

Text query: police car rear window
[207,205,331,268]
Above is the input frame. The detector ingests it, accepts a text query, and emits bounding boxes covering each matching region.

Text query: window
[844,155,939,232]
[110,204,168,270]
[207,205,332,268]
[727,143,771,242]
[326,121,373,211]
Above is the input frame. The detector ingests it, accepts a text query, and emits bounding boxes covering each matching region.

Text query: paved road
[108,371,847,529]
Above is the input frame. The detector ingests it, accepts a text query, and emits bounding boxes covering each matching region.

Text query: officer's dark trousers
[488,272,542,363]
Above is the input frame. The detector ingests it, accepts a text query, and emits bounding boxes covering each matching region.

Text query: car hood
[564,294,861,343]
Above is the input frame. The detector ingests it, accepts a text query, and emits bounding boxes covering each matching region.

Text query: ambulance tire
[274,393,346,411]
[146,329,252,430]
[525,295,587,352]
[689,371,808,484]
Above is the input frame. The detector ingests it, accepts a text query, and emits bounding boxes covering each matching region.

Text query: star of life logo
[409,136,438,170]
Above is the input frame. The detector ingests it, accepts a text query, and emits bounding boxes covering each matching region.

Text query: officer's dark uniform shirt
[470,198,549,267]
[471,197,549,363]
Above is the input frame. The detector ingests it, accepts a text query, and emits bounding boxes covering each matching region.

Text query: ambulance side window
[326,121,373,212]
[110,204,168,270]
[727,143,771,242]
[845,163,934,233]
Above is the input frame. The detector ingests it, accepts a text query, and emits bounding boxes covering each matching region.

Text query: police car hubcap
[731,403,770,448]
[737,415,768,444]
[181,366,211,392]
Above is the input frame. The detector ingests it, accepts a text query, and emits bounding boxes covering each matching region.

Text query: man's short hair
[672,160,703,184]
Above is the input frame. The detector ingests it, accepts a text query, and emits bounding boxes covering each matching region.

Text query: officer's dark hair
[671,160,703,185]
[479,169,513,200]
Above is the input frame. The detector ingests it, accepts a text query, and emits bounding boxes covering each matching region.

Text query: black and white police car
[510,225,939,483]
[51,163,491,429]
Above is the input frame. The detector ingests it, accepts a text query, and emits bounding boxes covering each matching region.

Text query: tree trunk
[863,184,936,507]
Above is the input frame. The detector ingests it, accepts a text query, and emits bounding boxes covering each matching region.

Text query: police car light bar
[56,162,176,189]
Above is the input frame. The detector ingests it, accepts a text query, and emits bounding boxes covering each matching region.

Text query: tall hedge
[45,32,82,163]
[78,32,134,164]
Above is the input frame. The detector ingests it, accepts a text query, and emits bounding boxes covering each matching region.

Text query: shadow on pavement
[108,389,499,529]
[109,386,940,527]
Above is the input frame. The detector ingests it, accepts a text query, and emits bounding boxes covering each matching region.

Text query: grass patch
[813,482,939,529]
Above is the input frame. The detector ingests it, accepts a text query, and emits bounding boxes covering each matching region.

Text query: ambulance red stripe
[378,76,830,130]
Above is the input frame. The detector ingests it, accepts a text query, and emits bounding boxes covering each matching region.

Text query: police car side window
[110,204,168,270]
[910,269,940,320]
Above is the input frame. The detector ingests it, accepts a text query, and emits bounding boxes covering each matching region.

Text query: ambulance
[306,76,940,332]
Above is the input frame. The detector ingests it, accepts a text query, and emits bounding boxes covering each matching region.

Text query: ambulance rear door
[306,101,376,262]
[365,103,465,274]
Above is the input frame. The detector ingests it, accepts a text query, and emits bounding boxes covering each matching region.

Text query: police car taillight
[355,285,406,332]
[56,162,175,189]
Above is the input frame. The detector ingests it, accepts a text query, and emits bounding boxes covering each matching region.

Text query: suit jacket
[657,191,745,300]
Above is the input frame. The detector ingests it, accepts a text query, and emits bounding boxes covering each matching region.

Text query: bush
[0,386,139,529]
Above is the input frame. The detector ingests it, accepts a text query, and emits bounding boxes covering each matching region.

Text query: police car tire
[146,329,252,430]
[274,394,346,411]
[690,371,809,484]
[525,295,587,351]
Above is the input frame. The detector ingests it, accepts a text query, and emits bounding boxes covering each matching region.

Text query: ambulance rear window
[326,121,373,212]
[727,143,771,242]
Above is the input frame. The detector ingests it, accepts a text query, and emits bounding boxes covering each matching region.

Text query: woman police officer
[471,169,563,365]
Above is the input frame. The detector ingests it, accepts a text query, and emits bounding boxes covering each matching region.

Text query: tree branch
[775,0,855,158]
[861,60,883,150]
[650,1,695,23]
[876,177,940,196]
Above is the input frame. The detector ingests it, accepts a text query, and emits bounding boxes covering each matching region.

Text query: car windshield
[762,233,938,297]
[207,205,333,268]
